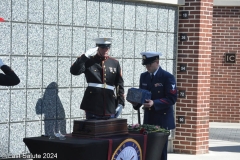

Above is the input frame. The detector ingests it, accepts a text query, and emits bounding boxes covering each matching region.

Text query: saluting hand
[84,47,98,58]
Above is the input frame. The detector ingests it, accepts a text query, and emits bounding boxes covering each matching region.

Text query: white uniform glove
[0,59,5,67]
[115,104,123,118]
[84,47,98,58]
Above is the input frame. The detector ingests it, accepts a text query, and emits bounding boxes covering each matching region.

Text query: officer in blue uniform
[70,38,124,119]
[0,58,20,86]
[129,51,177,160]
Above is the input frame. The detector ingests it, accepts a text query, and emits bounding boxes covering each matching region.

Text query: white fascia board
[214,0,240,6]
[127,0,185,5]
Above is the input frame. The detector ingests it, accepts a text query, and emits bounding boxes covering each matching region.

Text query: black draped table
[23,132,169,160]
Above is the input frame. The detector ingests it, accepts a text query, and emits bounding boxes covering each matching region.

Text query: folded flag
[126,88,151,104]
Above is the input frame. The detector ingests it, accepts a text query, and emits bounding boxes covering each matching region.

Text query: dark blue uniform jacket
[134,67,177,130]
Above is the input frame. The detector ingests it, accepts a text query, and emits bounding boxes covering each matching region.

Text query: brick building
[175,0,240,154]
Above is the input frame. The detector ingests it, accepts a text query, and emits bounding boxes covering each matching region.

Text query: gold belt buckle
[103,83,106,88]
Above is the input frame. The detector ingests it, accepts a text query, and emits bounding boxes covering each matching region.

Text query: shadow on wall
[35,82,66,136]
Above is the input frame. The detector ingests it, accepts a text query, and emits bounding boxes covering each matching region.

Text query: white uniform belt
[88,83,115,91]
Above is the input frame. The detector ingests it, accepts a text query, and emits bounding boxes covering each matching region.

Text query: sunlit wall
[0,0,178,157]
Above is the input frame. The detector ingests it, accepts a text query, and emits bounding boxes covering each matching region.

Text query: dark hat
[140,51,162,65]
[94,37,112,48]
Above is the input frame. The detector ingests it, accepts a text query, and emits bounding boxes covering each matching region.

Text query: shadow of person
[35,82,66,136]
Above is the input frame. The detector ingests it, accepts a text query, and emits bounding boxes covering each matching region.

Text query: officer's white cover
[94,37,112,44]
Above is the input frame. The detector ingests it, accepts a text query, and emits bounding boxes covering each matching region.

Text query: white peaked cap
[140,51,162,58]
[94,37,113,44]
[140,51,162,65]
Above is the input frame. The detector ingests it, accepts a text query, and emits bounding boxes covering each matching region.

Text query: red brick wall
[175,0,213,154]
[210,6,240,123]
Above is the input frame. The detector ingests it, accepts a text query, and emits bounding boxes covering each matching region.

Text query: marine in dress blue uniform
[0,59,20,86]
[130,51,177,160]
[70,38,124,119]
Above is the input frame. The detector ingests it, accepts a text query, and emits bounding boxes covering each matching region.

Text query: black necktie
[151,73,154,82]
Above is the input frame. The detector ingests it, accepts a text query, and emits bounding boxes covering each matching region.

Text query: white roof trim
[214,0,240,6]
[127,0,185,5]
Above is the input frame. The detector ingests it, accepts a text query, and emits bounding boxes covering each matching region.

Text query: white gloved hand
[0,59,5,67]
[115,104,123,118]
[84,47,98,58]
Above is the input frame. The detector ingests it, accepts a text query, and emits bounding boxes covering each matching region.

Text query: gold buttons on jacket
[158,91,160,93]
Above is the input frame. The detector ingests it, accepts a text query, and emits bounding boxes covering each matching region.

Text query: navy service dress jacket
[70,54,125,116]
[134,67,177,130]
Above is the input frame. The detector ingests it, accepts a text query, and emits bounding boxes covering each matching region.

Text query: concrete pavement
[169,122,240,160]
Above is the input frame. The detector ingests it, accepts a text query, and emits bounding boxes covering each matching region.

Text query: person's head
[94,37,112,58]
[140,51,162,73]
